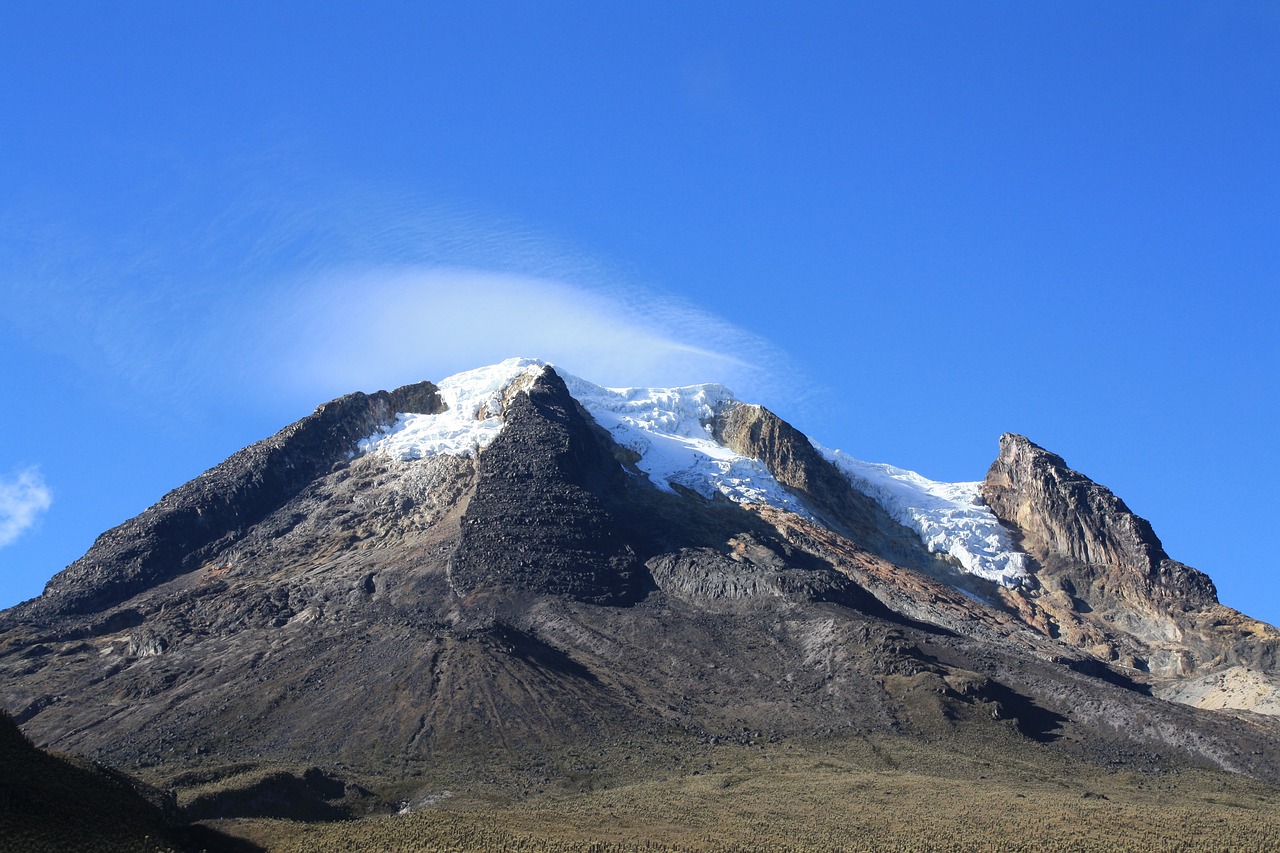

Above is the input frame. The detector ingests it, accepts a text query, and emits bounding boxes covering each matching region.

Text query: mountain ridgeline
[2,359,1278,832]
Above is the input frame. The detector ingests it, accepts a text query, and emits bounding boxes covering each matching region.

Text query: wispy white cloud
[0,468,52,547]
[253,266,800,407]
[1,185,815,423]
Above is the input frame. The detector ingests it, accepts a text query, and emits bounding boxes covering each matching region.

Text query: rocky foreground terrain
[2,360,1278,849]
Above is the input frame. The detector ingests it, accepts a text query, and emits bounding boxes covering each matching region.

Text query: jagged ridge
[983,433,1280,688]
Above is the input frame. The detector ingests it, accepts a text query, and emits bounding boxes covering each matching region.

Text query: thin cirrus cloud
[0,467,52,548]
[2,192,815,425]
[251,266,810,413]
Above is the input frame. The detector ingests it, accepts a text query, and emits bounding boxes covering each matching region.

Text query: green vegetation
[8,702,1279,851]
[203,734,1280,852]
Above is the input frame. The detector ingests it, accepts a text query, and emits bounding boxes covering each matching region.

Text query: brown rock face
[714,403,884,533]
[712,402,943,574]
[982,433,1216,613]
[982,433,1279,682]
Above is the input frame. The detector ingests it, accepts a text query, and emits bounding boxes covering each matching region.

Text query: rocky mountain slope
[984,433,1280,710]
[1,358,1277,822]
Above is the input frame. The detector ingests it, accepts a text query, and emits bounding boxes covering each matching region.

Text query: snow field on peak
[821,449,1029,588]
[358,358,547,460]
[358,358,1027,589]
[359,359,804,511]
[560,373,810,513]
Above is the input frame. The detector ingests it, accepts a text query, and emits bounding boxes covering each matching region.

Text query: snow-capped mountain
[2,358,1278,822]
[360,358,1028,587]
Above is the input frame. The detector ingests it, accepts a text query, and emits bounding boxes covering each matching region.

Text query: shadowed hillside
[0,709,256,852]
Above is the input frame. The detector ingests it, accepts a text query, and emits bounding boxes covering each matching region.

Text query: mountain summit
[2,358,1278,823]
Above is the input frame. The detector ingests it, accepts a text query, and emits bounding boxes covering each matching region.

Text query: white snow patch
[821,449,1029,588]
[359,357,546,460]
[358,358,1028,590]
[561,374,809,513]
[398,790,453,814]
[359,357,805,513]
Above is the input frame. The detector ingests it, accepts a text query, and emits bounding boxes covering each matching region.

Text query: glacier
[358,359,546,460]
[820,450,1028,587]
[359,358,1028,588]
[559,371,811,514]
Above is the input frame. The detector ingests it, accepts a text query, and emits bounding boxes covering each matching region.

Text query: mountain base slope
[206,732,1280,852]
[0,710,255,853]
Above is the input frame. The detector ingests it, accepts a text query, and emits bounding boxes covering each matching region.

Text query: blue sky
[1,3,1277,626]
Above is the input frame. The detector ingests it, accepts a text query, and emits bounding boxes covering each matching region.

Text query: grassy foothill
[206,734,1280,852]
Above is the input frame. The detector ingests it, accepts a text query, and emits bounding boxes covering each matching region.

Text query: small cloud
[0,467,53,547]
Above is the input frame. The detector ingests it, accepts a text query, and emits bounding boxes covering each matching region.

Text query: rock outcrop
[983,433,1216,613]
[713,402,946,574]
[448,369,642,604]
[983,433,1280,685]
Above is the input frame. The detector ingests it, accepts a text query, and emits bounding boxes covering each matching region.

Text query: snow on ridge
[359,357,547,460]
[359,356,805,512]
[560,372,809,513]
[358,358,1028,589]
[821,449,1029,588]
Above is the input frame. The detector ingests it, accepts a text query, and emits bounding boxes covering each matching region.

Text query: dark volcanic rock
[648,541,871,608]
[0,708,255,851]
[182,767,365,822]
[448,368,642,604]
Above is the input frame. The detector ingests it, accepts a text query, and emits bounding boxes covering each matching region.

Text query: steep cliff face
[982,433,1216,612]
[982,433,1280,683]
[712,402,943,575]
